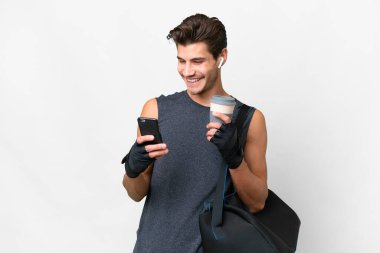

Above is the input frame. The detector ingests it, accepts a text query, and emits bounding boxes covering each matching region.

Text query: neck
[187,82,229,107]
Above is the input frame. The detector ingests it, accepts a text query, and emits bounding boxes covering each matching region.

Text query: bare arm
[206,109,268,213]
[122,98,169,202]
[229,109,268,213]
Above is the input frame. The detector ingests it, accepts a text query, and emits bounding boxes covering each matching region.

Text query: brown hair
[167,13,227,59]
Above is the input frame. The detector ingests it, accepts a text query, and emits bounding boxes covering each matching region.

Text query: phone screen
[137,117,163,144]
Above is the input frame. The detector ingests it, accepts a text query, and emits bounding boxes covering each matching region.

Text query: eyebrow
[176,56,206,61]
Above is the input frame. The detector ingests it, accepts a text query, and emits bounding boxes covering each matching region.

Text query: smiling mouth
[186,77,203,83]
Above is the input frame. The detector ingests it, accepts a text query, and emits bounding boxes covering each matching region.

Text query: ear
[218,48,228,69]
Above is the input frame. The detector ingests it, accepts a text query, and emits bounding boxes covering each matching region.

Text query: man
[122,13,268,253]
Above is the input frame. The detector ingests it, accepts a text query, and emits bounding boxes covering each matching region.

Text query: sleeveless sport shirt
[133,90,255,253]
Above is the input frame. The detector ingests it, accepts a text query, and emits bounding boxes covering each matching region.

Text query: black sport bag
[199,104,301,253]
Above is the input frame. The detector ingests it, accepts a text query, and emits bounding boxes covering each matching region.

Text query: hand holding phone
[137,117,163,144]
[121,117,167,178]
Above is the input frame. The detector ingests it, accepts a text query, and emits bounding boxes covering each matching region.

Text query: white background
[1,0,379,252]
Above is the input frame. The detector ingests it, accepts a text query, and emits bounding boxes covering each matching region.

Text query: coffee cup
[210,95,236,123]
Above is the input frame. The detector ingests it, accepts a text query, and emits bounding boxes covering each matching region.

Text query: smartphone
[137,117,163,144]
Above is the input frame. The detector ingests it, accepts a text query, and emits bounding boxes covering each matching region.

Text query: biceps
[243,109,268,180]
[244,123,267,180]
[244,141,267,181]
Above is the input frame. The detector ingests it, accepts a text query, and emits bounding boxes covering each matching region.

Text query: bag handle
[211,104,250,239]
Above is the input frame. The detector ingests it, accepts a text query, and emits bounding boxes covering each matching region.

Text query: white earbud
[218,57,224,69]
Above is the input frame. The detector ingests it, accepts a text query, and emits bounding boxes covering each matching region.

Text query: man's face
[176,42,219,95]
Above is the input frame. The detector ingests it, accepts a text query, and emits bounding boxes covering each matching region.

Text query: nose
[183,63,195,77]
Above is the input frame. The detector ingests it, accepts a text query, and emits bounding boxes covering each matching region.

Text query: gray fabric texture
[133,90,255,253]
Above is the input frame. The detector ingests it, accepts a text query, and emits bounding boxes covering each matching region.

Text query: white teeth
[187,78,201,83]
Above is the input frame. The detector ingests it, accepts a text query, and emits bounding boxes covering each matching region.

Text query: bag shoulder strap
[236,104,250,134]
[211,103,251,237]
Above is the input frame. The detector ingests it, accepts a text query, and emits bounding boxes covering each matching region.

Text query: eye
[193,60,203,64]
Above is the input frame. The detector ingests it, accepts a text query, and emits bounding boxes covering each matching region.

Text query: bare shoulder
[246,108,267,144]
[140,98,158,118]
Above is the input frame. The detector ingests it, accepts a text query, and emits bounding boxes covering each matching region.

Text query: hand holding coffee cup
[207,95,236,139]
[206,95,243,169]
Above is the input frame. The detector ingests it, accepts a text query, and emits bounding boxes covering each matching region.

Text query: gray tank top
[133,90,255,253]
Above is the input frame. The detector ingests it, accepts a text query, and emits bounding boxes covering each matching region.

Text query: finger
[206,131,214,141]
[206,132,213,141]
[206,129,219,141]
[206,128,218,137]
[145,143,167,153]
[136,135,154,144]
[206,122,222,129]
[148,148,169,159]
[212,112,231,124]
